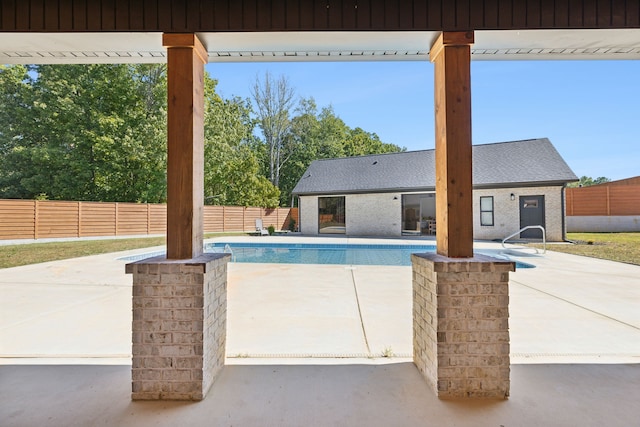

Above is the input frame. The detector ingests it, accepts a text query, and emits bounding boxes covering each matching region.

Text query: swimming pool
[203,242,535,268]
[120,242,534,268]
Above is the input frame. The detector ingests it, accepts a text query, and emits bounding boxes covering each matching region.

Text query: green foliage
[567,175,611,188]
[0,65,401,209]
[203,76,280,208]
[0,64,167,202]
[267,224,275,235]
[271,101,405,206]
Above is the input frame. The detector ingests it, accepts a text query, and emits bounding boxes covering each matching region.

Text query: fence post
[147,203,151,235]
[78,201,82,237]
[33,200,39,239]
[115,203,119,236]
[606,186,611,216]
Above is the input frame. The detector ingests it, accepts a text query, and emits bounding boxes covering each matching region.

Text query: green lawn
[2,232,639,269]
[0,233,248,269]
[531,232,640,266]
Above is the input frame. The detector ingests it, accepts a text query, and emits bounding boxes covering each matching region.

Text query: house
[292,138,578,241]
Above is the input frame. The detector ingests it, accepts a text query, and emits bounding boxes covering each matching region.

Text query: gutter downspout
[561,184,570,242]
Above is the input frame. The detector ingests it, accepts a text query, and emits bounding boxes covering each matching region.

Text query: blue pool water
[121,243,534,268]
[202,242,535,268]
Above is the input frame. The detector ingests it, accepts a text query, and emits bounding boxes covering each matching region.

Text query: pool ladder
[501,225,546,254]
[223,244,235,261]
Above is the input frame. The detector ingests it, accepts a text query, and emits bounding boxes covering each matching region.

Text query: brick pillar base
[412,253,515,399]
[126,253,230,401]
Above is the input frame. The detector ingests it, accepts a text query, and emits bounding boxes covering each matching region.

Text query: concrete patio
[1,236,639,426]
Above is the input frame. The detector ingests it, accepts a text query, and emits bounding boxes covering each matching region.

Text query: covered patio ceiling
[2,28,640,64]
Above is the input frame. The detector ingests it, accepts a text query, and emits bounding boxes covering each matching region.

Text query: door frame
[519,195,545,239]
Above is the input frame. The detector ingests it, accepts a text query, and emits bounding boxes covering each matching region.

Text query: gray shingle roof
[292,138,578,195]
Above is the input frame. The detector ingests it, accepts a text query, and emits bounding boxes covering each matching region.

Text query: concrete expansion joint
[511,279,640,332]
[350,269,371,355]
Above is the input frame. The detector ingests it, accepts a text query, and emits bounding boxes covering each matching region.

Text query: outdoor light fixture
[510,193,516,201]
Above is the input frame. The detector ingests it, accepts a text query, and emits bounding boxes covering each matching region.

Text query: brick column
[126,253,230,400]
[412,253,514,399]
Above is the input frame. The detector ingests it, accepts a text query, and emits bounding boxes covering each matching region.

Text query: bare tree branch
[251,71,296,187]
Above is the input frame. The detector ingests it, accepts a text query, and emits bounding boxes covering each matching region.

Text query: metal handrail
[501,225,546,254]
[223,244,235,262]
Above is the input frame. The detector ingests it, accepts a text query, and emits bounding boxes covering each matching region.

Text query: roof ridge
[472,137,548,147]
[309,138,550,164]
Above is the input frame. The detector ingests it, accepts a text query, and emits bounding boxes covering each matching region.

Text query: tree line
[567,176,611,188]
[0,64,403,207]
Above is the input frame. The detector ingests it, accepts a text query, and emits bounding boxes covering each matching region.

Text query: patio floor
[1,236,639,426]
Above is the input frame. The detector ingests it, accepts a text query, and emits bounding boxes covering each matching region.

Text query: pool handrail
[501,225,546,254]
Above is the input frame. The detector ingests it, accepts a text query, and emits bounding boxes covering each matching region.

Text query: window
[318,196,345,234]
[480,196,494,226]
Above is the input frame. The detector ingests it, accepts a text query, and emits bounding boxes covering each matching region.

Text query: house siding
[300,185,566,241]
[300,195,320,235]
[300,193,402,236]
[472,186,565,242]
[346,193,401,237]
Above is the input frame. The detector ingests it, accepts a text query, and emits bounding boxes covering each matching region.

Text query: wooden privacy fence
[566,185,640,216]
[0,199,298,240]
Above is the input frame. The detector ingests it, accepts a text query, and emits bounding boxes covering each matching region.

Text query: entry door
[519,195,545,239]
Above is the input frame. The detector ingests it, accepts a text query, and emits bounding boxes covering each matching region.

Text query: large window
[318,197,346,234]
[480,196,494,226]
[401,193,436,236]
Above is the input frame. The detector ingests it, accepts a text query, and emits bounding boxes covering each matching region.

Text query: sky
[205,59,640,181]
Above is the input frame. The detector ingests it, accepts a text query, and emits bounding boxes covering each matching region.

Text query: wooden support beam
[430,31,474,258]
[163,33,207,259]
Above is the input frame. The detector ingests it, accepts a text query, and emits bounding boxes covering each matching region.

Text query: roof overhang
[2,29,640,64]
[293,180,572,197]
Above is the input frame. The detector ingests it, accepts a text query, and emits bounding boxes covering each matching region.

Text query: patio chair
[255,218,269,236]
[428,220,437,235]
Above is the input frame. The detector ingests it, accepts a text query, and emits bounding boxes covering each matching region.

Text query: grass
[3,232,639,269]
[0,233,249,269]
[530,232,640,266]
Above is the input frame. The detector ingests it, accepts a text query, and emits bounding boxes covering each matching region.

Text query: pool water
[203,242,535,268]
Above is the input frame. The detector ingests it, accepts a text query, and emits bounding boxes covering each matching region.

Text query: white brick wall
[299,193,402,236]
[299,195,319,235]
[412,253,513,399]
[472,186,565,241]
[346,193,401,236]
[127,254,230,401]
[299,185,566,241]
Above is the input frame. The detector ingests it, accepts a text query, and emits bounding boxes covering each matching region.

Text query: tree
[567,176,611,187]
[251,72,296,188]
[275,101,405,206]
[0,65,31,197]
[203,75,280,208]
[0,64,168,202]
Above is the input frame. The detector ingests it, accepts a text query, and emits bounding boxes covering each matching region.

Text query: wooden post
[430,32,474,258]
[34,200,39,239]
[163,33,207,259]
[78,201,82,237]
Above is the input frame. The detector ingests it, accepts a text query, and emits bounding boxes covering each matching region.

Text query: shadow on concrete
[1,362,639,426]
